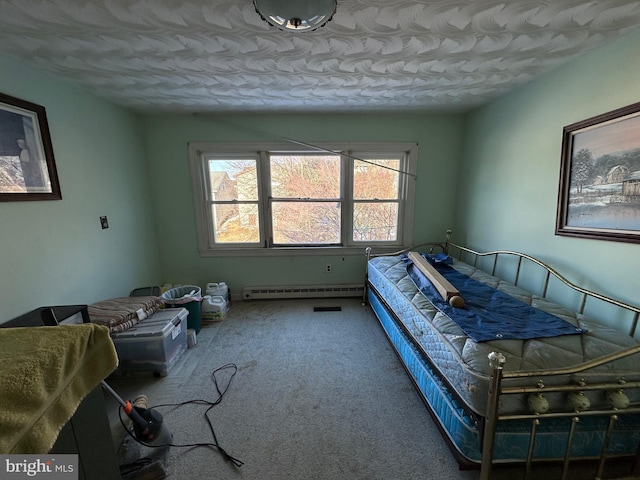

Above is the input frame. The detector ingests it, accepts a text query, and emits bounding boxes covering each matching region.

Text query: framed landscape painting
[556,101,640,244]
[0,92,61,201]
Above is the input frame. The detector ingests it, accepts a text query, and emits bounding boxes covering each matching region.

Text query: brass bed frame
[364,231,640,480]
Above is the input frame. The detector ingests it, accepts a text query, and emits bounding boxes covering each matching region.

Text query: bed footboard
[482,348,640,480]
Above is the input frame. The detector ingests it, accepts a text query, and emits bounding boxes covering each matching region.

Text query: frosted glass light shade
[253,0,337,32]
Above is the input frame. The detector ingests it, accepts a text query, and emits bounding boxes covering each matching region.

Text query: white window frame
[188,142,417,257]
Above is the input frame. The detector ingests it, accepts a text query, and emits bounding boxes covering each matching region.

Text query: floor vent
[242,284,364,300]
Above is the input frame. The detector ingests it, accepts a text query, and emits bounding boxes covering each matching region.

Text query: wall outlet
[100,216,109,229]
[325,263,332,273]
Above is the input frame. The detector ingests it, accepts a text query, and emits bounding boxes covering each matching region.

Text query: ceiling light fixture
[253,0,337,32]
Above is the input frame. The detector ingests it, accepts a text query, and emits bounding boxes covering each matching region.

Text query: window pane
[272,201,341,244]
[353,159,400,200]
[270,155,340,199]
[212,204,260,243]
[208,158,258,201]
[353,202,398,242]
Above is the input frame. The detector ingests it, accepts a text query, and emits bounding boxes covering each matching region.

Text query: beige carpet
[104,298,637,480]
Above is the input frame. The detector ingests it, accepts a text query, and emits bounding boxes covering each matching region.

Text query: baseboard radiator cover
[242,284,364,300]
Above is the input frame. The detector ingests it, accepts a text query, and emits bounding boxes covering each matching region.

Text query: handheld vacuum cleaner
[101,381,172,480]
[101,381,172,446]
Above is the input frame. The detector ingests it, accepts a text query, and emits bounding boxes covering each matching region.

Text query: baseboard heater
[242,284,364,300]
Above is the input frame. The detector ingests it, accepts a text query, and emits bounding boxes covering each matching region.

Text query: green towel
[0,323,118,454]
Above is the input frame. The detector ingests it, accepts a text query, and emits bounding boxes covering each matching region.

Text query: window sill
[197,245,405,258]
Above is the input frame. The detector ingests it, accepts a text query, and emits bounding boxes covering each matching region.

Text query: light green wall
[4,25,637,319]
[455,29,640,307]
[0,56,161,322]
[140,113,464,295]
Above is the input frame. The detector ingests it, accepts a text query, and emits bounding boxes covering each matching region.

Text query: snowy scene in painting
[567,113,640,231]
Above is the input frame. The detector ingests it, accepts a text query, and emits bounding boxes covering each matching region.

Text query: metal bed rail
[482,348,640,480]
[443,236,640,339]
[440,231,640,480]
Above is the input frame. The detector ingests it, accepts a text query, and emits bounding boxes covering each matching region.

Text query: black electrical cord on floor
[117,363,244,468]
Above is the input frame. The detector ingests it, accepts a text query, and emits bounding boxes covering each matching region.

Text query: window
[353,156,402,243]
[188,142,417,256]
[205,155,260,244]
[270,153,342,246]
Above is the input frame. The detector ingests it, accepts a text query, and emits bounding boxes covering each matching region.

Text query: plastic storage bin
[161,285,202,334]
[110,307,188,377]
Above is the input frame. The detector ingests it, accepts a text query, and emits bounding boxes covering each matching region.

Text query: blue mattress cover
[404,253,586,342]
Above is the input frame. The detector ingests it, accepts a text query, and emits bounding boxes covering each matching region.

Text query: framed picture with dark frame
[0,92,61,201]
[556,101,640,244]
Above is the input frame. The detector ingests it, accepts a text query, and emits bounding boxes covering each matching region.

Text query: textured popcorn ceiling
[0,0,639,114]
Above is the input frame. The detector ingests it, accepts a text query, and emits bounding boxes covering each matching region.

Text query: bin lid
[149,307,188,322]
[111,308,187,338]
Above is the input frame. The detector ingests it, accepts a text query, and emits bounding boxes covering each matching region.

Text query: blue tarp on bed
[404,253,586,342]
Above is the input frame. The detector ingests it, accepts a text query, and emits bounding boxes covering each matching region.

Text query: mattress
[367,255,640,417]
